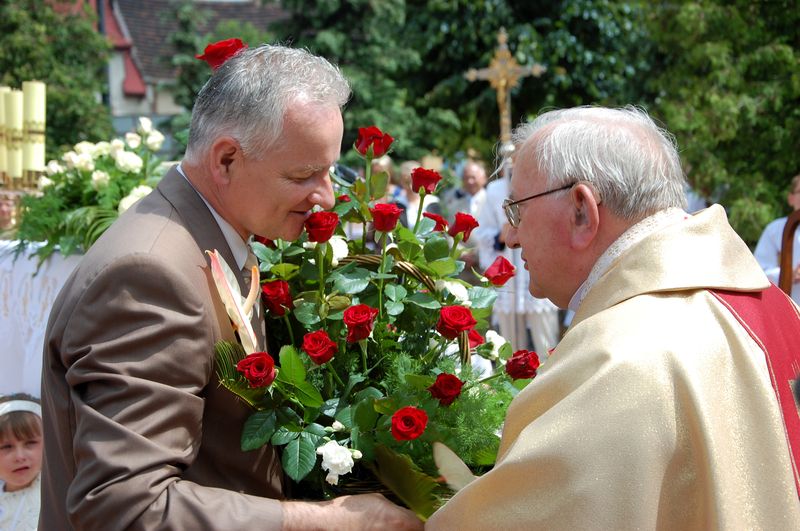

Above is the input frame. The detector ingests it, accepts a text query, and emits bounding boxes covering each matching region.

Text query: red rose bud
[253,235,274,247]
[337,194,351,203]
[196,38,248,70]
[505,349,541,380]
[428,373,464,406]
[370,202,403,232]
[484,255,516,287]
[423,212,448,232]
[236,351,276,388]
[355,126,394,157]
[302,330,338,365]
[436,305,477,340]
[410,167,442,194]
[390,406,428,441]
[468,328,485,349]
[304,211,339,243]
[343,304,380,343]
[448,212,479,242]
[261,279,293,317]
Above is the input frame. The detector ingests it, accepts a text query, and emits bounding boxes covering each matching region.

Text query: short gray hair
[186,44,351,162]
[511,106,687,220]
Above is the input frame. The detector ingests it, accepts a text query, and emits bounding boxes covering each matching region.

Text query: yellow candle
[0,86,9,178]
[23,81,46,172]
[5,90,23,179]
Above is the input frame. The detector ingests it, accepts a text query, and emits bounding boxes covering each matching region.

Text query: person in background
[754,172,800,304]
[441,160,488,283]
[427,106,800,530]
[0,394,43,531]
[39,44,421,530]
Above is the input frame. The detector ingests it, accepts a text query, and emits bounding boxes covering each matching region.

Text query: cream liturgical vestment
[427,205,800,530]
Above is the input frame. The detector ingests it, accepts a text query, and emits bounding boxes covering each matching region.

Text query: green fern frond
[372,444,441,521]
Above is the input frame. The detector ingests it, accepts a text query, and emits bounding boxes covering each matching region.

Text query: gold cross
[464,28,546,148]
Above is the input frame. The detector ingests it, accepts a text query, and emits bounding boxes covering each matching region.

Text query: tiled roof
[114,0,288,82]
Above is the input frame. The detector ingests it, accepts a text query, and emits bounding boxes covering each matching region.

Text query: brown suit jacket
[40,167,284,529]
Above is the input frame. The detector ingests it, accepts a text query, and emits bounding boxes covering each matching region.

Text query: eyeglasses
[502,182,576,227]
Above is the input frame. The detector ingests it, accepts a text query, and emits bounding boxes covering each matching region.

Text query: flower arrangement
[210,128,543,517]
[12,118,166,265]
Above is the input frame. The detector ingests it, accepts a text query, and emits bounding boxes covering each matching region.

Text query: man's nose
[506,226,520,249]
[311,172,335,210]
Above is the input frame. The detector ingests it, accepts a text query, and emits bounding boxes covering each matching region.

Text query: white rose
[138,116,153,133]
[74,141,96,156]
[118,185,152,214]
[110,138,126,157]
[484,330,509,360]
[94,141,111,156]
[115,151,144,173]
[45,160,64,176]
[145,130,165,151]
[91,170,110,189]
[329,235,349,266]
[316,440,355,486]
[37,175,54,190]
[435,279,470,304]
[62,151,79,169]
[74,152,95,172]
[125,132,141,149]
[331,421,346,432]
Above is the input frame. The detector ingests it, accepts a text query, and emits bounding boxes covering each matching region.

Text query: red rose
[304,211,339,243]
[468,328,485,349]
[355,126,394,157]
[337,194,351,203]
[410,167,442,194]
[253,235,274,247]
[436,305,477,339]
[196,38,248,70]
[423,212,448,232]
[302,330,338,365]
[370,203,403,232]
[428,373,464,406]
[343,304,379,342]
[448,212,479,242]
[505,349,541,380]
[236,351,276,388]
[261,280,293,317]
[390,406,428,441]
[484,256,516,287]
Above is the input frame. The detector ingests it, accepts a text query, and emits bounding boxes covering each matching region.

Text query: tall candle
[5,90,23,179]
[23,81,46,172]
[0,86,9,178]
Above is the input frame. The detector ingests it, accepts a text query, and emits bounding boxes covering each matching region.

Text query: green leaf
[372,445,439,520]
[252,243,280,264]
[294,301,322,326]
[282,432,319,482]
[271,426,300,446]
[427,258,457,276]
[406,292,441,309]
[353,397,378,431]
[384,284,408,301]
[241,410,277,451]
[423,233,450,261]
[335,406,353,427]
[293,380,324,408]
[468,287,497,309]
[304,422,328,437]
[270,263,300,279]
[332,267,371,294]
[404,374,435,391]
[370,170,389,199]
[277,345,306,385]
[282,245,306,257]
[385,300,404,316]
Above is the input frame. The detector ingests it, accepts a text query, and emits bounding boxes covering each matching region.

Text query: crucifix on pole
[464,28,546,157]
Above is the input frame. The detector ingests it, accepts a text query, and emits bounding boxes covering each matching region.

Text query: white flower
[37,175,54,190]
[329,235,349,266]
[303,241,318,250]
[114,151,144,173]
[435,279,470,304]
[91,170,110,189]
[145,129,165,151]
[66,151,94,172]
[331,420,346,432]
[94,141,111,156]
[118,185,152,214]
[484,330,509,361]
[138,116,153,133]
[316,440,356,486]
[74,141,96,157]
[125,132,141,149]
[110,138,126,157]
[45,160,64,176]
[62,151,79,168]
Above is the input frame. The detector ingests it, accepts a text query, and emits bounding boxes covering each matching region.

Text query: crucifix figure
[464,28,546,150]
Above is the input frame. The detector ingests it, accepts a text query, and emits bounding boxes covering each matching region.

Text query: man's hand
[282,493,424,531]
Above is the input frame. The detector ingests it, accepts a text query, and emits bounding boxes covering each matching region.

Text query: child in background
[0,394,43,530]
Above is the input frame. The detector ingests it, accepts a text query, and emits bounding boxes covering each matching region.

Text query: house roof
[114,0,287,82]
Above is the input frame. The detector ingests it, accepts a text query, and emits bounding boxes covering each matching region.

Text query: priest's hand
[281,493,424,531]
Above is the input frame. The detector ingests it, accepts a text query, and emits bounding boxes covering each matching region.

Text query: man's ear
[208,136,240,185]
[569,183,600,250]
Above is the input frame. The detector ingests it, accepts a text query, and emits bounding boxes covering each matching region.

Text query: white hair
[511,106,687,220]
[186,44,351,162]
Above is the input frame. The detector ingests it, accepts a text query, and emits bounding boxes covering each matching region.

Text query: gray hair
[511,106,687,220]
[186,44,351,162]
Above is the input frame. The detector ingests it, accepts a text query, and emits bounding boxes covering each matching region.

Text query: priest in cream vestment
[427,107,800,530]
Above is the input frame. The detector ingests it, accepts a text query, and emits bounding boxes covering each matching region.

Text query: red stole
[710,284,800,495]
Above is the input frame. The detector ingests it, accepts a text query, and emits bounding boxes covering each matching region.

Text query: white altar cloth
[0,241,81,397]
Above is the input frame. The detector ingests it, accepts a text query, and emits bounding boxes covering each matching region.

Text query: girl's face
[0,432,43,492]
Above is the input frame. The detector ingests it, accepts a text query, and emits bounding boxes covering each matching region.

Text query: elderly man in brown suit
[39,45,422,530]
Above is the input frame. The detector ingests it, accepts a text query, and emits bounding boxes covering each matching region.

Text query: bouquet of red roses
[211,126,541,519]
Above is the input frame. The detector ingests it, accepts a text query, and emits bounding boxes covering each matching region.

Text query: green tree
[648,0,800,244]
[0,0,113,158]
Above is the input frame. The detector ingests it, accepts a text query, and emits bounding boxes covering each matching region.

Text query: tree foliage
[0,0,113,158]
